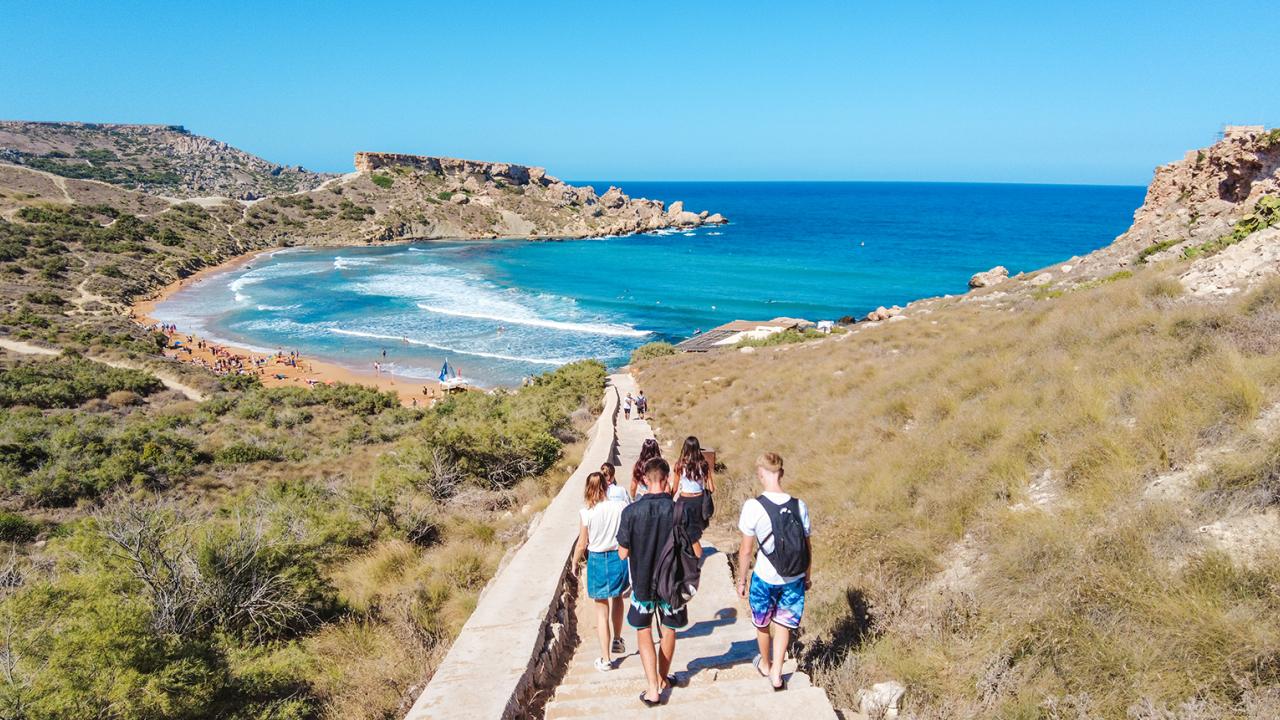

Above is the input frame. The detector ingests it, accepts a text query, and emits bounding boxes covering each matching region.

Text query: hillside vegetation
[635,130,1280,719]
[0,352,604,718]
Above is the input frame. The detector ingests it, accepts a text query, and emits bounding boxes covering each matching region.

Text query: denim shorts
[749,574,806,629]
[586,549,628,599]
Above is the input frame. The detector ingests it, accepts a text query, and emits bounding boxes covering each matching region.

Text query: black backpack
[757,495,809,577]
[655,518,701,611]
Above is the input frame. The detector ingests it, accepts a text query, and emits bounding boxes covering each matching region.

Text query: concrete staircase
[543,375,840,719]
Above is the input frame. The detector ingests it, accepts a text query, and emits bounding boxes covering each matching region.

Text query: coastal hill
[631,127,1280,718]
[0,121,334,199]
[0,121,726,247]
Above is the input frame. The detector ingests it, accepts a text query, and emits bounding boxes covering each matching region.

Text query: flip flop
[639,691,661,707]
[753,654,769,678]
[772,677,787,692]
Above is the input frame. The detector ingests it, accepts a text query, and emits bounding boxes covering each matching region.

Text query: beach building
[675,317,812,352]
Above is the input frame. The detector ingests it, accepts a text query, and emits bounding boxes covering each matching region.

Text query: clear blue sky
[3,1,1274,184]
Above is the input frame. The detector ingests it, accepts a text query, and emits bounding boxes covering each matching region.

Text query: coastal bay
[147,181,1145,387]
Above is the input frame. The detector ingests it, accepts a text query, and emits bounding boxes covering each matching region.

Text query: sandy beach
[131,248,445,407]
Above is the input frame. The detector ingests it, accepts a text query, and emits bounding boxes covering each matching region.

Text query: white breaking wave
[256,304,302,312]
[333,256,382,270]
[415,303,649,338]
[328,328,571,366]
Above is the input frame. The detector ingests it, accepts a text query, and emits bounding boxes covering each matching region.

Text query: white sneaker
[594,658,613,673]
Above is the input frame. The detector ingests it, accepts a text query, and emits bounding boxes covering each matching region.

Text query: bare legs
[610,596,624,647]
[755,623,791,688]
[595,596,626,662]
[594,599,611,661]
[636,622,677,702]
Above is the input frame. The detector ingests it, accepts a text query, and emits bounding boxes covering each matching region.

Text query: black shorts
[626,597,688,630]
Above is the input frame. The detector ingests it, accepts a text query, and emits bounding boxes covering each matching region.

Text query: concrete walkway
[544,375,839,720]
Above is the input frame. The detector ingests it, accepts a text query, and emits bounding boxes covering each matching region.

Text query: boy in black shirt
[617,457,701,706]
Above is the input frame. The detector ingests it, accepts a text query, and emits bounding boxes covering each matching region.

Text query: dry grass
[636,270,1280,718]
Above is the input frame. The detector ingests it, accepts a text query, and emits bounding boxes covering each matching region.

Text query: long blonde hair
[584,471,607,507]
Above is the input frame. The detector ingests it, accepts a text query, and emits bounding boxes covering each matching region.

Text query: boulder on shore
[865,305,904,322]
[969,266,1009,289]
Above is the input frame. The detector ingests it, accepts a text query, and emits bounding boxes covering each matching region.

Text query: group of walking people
[572,425,813,707]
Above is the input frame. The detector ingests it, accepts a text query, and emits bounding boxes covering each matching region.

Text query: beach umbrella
[439,359,452,382]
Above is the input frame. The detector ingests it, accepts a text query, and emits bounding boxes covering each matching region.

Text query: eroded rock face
[1102,127,1280,265]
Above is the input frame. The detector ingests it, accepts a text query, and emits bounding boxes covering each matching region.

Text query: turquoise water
[152,182,1145,386]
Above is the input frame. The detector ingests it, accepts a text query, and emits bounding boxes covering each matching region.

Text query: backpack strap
[755,494,782,558]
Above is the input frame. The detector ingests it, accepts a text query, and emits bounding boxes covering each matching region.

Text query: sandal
[639,691,661,707]
[753,654,770,678]
[771,677,787,692]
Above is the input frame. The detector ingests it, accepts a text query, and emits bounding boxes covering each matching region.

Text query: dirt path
[0,337,206,402]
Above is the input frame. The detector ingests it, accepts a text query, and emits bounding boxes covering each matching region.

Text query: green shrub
[0,408,201,506]
[736,328,826,348]
[214,443,284,464]
[24,290,66,306]
[417,361,604,489]
[0,356,164,408]
[1137,238,1182,264]
[370,173,394,189]
[630,341,677,363]
[0,510,41,542]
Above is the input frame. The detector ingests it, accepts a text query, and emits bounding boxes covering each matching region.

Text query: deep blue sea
[152,182,1145,386]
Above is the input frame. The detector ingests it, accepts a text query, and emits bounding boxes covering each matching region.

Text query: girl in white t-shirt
[572,471,629,671]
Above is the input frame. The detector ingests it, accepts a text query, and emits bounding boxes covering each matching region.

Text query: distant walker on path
[736,452,813,692]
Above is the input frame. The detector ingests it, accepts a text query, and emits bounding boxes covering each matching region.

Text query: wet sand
[131,248,445,407]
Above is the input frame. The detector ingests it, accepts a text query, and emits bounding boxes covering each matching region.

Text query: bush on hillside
[0,408,201,506]
[630,341,676,363]
[735,327,826,348]
[416,360,604,490]
[0,357,164,408]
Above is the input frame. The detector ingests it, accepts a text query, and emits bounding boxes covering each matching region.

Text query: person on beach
[736,452,812,692]
[624,392,634,420]
[572,472,630,672]
[602,462,630,503]
[630,438,663,499]
[617,458,701,706]
[673,436,715,544]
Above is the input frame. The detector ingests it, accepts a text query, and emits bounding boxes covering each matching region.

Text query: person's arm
[571,520,589,577]
[736,533,755,598]
[616,512,630,561]
[706,462,716,493]
[803,535,813,590]
[692,540,703,559]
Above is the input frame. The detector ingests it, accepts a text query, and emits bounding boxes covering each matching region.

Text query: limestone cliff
[1091,126,1280,268]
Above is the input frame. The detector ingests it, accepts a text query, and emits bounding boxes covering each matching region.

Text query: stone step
[546,685,839,720]
[563,643,774,682]
[552,665,810,704]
